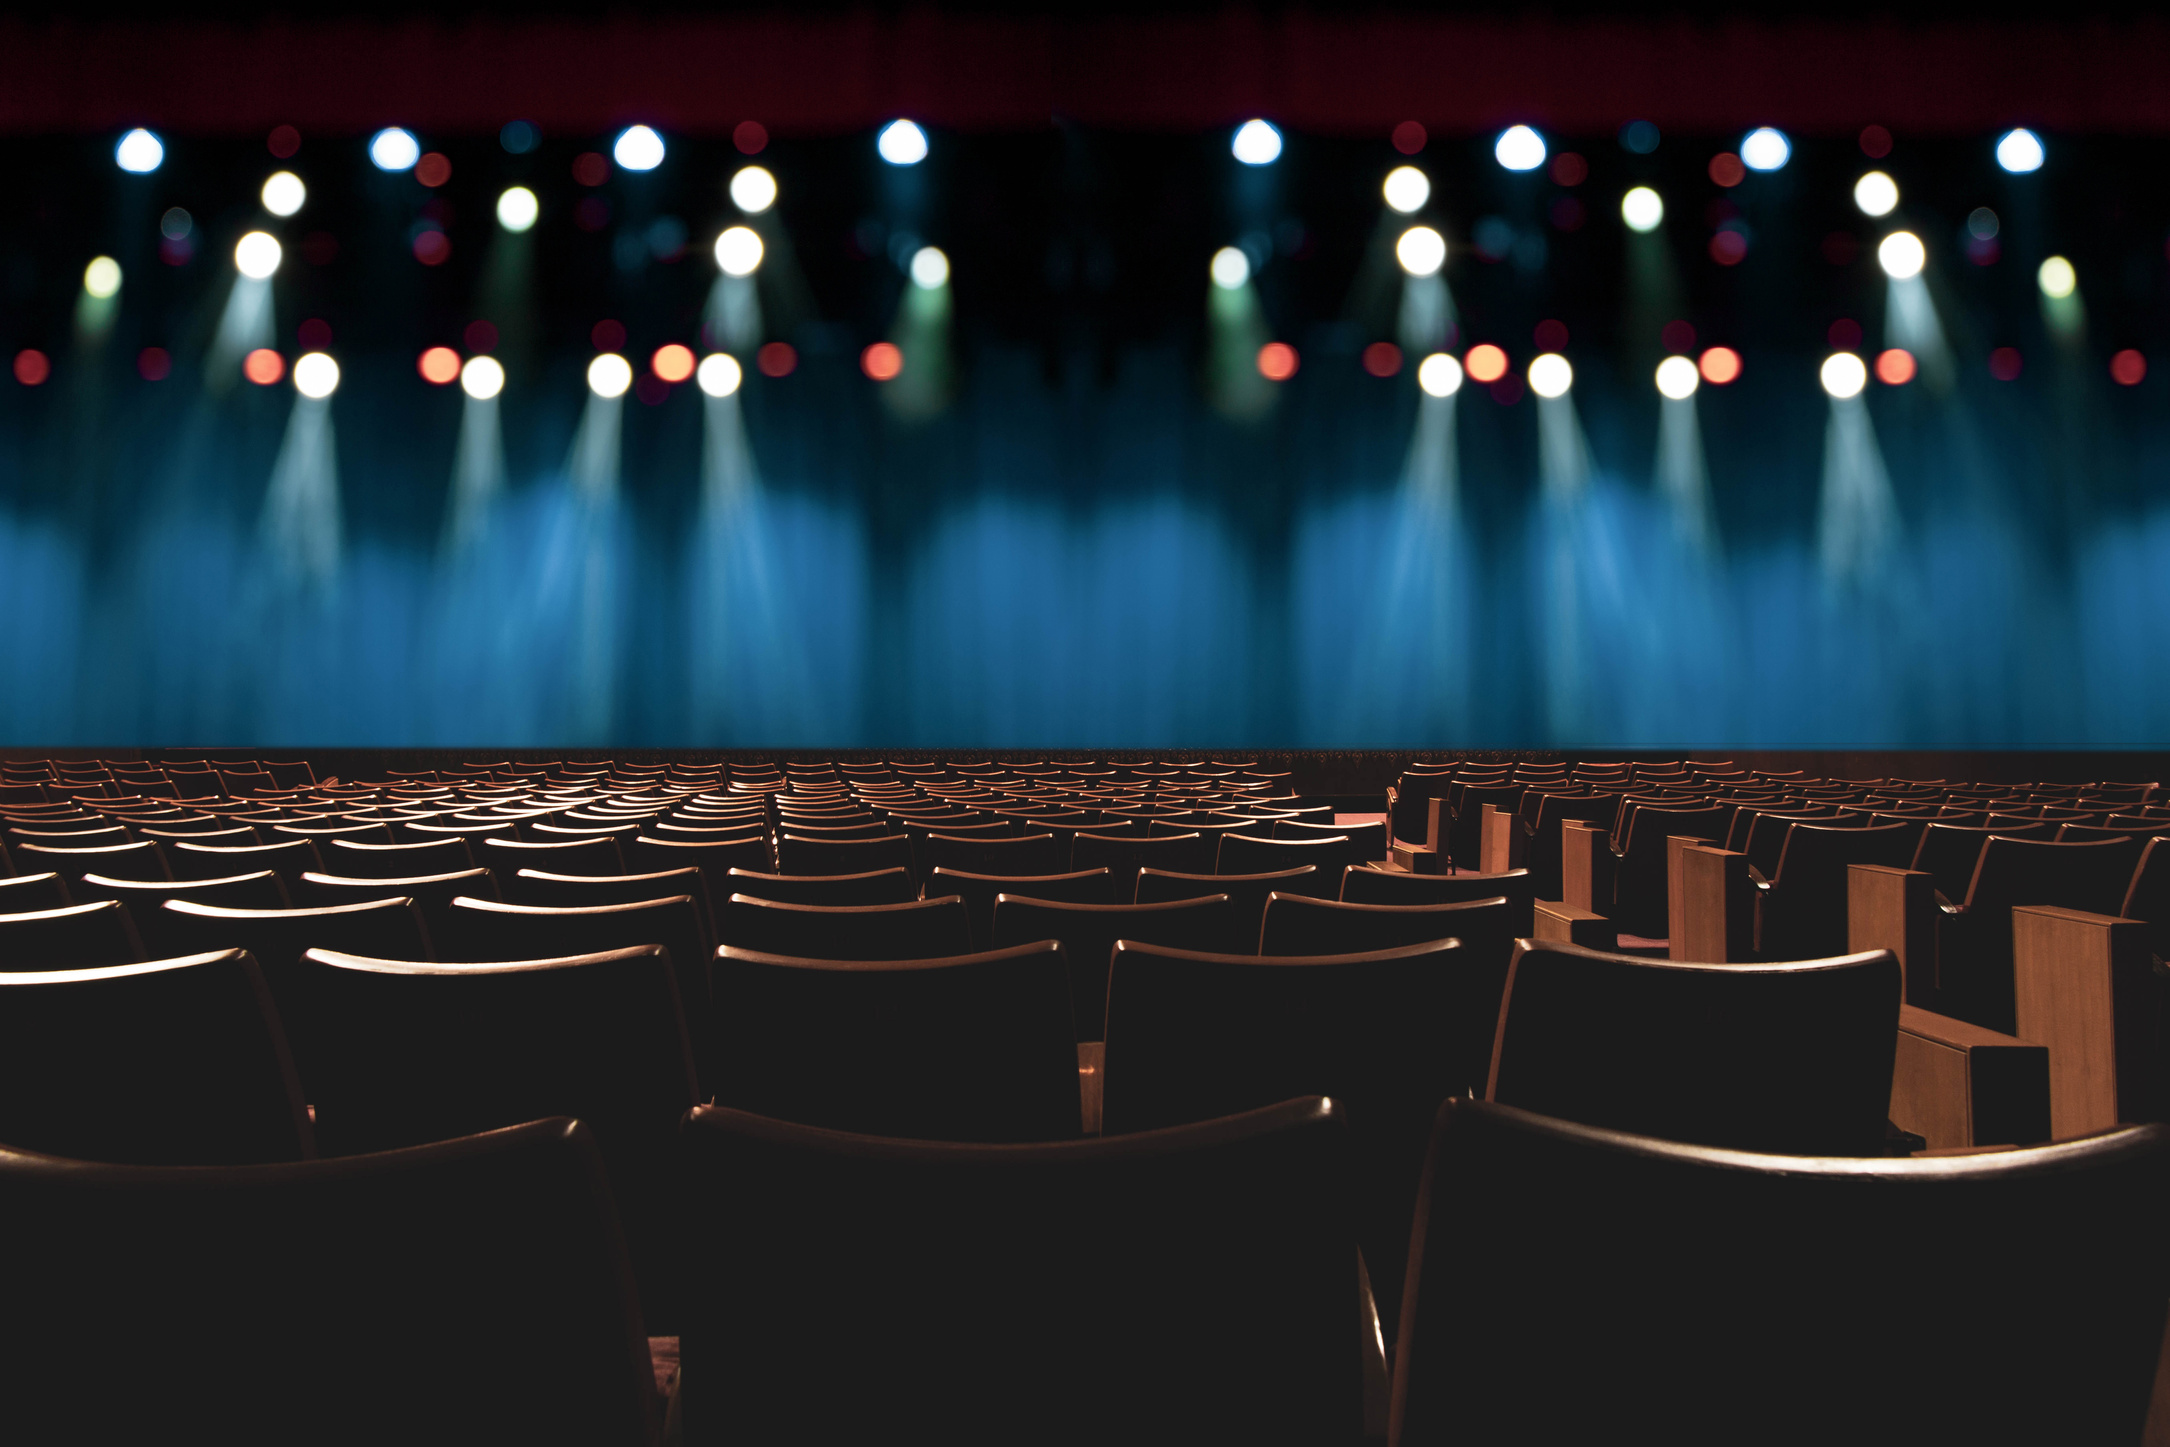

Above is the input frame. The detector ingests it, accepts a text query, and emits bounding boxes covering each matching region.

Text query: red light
[1708,152,1745,188]
[652,344,696,383]
[13,349,49,386]
[757,342,797,378]
[734,121,769,155]
[862,342,903,381]
[1533,319,1569,351]
[1990,347,2023,382]
[243,349,286,386]
[1661,320,1696,354]
[137,347,171,381]
[1827,319,1863,350]
[297,318,333,350]
[1361,342,1402,378]
[1698,347,1742,385]
[1875,349,1916,385]
[463,320,498,354]
[1548,152,1587,187]
[1392,121,1426,155]
[2111,349,2147,386]
[591,320,627,352]
[412,230,450,266]
[267,124,300,159]
[418,347,461,385]
[1257,342,1299,381]
[415,153,453,188]
[1464,344,1509,384]
[573,152,610,187]
[635,373,670,406]
[1709,231,1747,266]
[1859,125,1893,159]
[1489,373,1525,405]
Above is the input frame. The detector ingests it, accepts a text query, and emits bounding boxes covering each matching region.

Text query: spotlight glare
[1820,352,1868,399]
[1383,166,1430,214]
[1417,352,1464,397]
[696,352,744,397]
[909,245,950,289]
[1877,230,1926,279]
[1495,125,1546,171]
[460,355,505,400]
[1621,186,1664,232]
[1995,128,2045,174]
[1740,127,1791,171]
[1232,119,1283,166]
[496,186,540,232]
[2037,255,2077,299]
[1528,353,1573,398]
[368,128,421,172]
[82,256,122,299]
[115,128,164,173]
[652,343,696,384]
[1395,225,1446,276]
[293,351,340,399]
[418,347,461,385]
[1209,246,1251,290]
[234,231,283,279]
[1655,355,1700,399]
[715,225,765,276]
[877,120,929,166]
[1853,171,1899,217]
[587,353,633,398]
[730,165,778,214]
[261,171,306,217]
[613,126,666,171]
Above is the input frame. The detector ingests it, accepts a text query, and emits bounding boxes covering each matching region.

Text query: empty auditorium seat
[719,893,972,961]
[1931,834,2149,1032]
[925,831,1065,877]
[1340,865,1538,934]
[2123,837,2170,962]
[990,893,1231,1041]
[775,832,911,877]
[1259,892,1513,968]
[71,872,290,954]
[1069,830,1218,892]
[0,871,71,913]
[15,838,169,883]
[1912,820,2059,902]
[1752,820,1920,960]
[170,837,322,890]
[485,833,627,876]
[928,866,1113,950]
[1135,865,1319,952]
[0,900,148,968]
[294,867,498,940]
[1216,831,1353,882]
[722,866,917,907]
[323,835,475,878]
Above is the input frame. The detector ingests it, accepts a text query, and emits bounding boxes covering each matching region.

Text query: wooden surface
[1077,1041,1104,1136]
[2012,905,2154,1140]
[1479,805,1519,876]
[1891,1004,2050,1150]
[1533,900,1617,951]
[1560,822,1611,915]
[1848,864,1937,1004]
[1674,845,1751,963]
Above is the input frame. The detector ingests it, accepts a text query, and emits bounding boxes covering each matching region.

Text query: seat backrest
[1755,822,1922,960]
[1962,834,2148,920]
[7,824,132,849]
[518,866,708,915]
[294,868,497,940]
[677,1097,1357,1446]
[71,872,290,954]
[16,838,169,883]
[484,833,627,876]
[1610,806,1729,937]
[1136,865,1319,952]
[722,866,916,907]
[0,900,148,969]
[1340,865,1537,935]
[1273,818,1387,863]
[1215,832,1355,881]
[713,941,1079,1141]
[990,893,1231,1042]
[928,866,1113,951]
[925,832,1065,878]
[324,835,475,878]
[1913,820,2057,901]
[170,837,323,890]
[0,871,72,914]
[719,893,972,962]
[774,832,911,878]
[1391,1100,2170,1445]
[1069,831,1217,892]
[0,1117,659,1445]
[2123,837,2170,961]
[1260,893,1512,969]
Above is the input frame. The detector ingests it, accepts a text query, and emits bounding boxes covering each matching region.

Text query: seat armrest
[1358,1250,1389,1442]
[1849,864,1937,1005]
[1076,1041,1104,1136]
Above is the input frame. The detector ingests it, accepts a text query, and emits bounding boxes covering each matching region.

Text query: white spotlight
[1383,166,1430,214]
[1853,171,1898,218]
[2037,255,2077,299]
[496,187,540,233]
[1621,186,1664,233]
[369,128,421,172]
[115,129,164,174]
[614,125,665,172]
[1232,119,1283,166]
[1878,231,1926,279]
[1995,128,2045,174]
[234,231,283,279]
[1741,127,1791,171]
[910,245,950,289]
[878,120,929,166]
[261,171,306,217]
[1529,352,1573,398]
[715,226,764,277]
[293,352,340,399]
[1210,246,1251,290]
[1495,125,1546,171]
[1820,352,1868,399]
[696,353,744,398]
[460,355,505,400]
[1396,225,1446,276]
[1655,355,1700,399]
[82,256,122,299]
[1417,352,1463,397]
[730,165,778,214]
[587,353,633,398]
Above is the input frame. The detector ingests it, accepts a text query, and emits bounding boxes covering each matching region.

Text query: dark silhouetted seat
[294,868,499,941]
[1934,834,2150,1033]
[0,900,147,969]
[2124,837,2170,962]
[720,894,972,962]
[518,867,708,918]
[1753,821,1920,960]
[991,894,1231,1042]
[1340,865,1538,934]
[775,832,911,878]
[1274,817,1387,865]
[1514,792,1623,900]
[1069,831,1217,893]
[484,833,627,877]
[925,832,1065,878]
[323,836,475,879]
[1216,832,1351,882]
[721,867,916,907]
[1260,894,1512,973]
[1136,865,1319,953]
[170,837,323,891]
[929,867,1113,951]
[7,824,131,849]
[72,872,290,955]
[0,872,71,914]
[15,839,168,883]
[1912,820,2058,903]
[274,821,396,847]
[1608,805,1728,938]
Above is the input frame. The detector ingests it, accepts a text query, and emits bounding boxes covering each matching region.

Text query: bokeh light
[1853,172,1898,217]
[293,352,339,399]
[463,320,497,353]
[369,128,420,171]
[1990,347,2024,381]
[1210,246,1251,290]
[460,355,506,399]
[415,153,452,188]
[115,129,163,173]
[652,344,696,383]
[1707,152,1746,188]
[1878,231,1925,279]
[261,172,306,217]
[757,342,797,377]
[1362,342,1403,377]
[1232,120,1283,165]
[412,230,450,266]
[497,186,539,232]
[2037,255,2077,299]
[734,121,769,155]
[697,353,743,397]
[1550,152,1588,187]
[1875,348,1917,385]
[1741,128,1791,171]
[731,166,778,213]
[1996,129,2045,174]
[715,226,765,276]
[572,153,610,187]
[1699,347,1742,385]
[1528,353,1573,398]
[1392,121,1426,155]
[1621,186,1664,232]
[1395,225,1446,276]
[268,125,301,159]
[82,257,121,299]
[499,121,539,155]
[244,349,286,386]
[2111,349,2148,386]
[1655,355,1699,399]
[877,121,928,166]
[417,347,461,384]
[1383,166,1430,214]
[1494,125,1546,171]
[1416,352,1463,397]
[1662,320,1697,353]
[1820,352,1868,399]
[1619,120,1660,154]
[137,348,170,381]
[910,246,950,289]
[234,231,283,279]
[1709,231,1747,266]
[587,353,633,398]
[861,342,903,380]
[1257,342,1299,381]
[1860,125,1894,158]
[14,350,50,386]
[1463,344,1509,383]
[613,126,665,171]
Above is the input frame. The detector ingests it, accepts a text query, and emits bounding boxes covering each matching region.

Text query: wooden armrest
[1533,900,1617,952]
[1848,864,1936,1005]
[1358,1250,1389,1442]
[2012,907,2157,1140]
[1674,844,1752,962]
[1559,822,1614,914]
[1891,1005,2049,1151]
[1478,805,1522,875]
[1077,1041,1104,1137]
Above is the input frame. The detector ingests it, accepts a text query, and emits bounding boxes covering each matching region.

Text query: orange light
[2111,349,2147,386]
[13,349,50,386]
[1257,342,1299,381]
[1875,348,1916,386]
[1698,346,1742,385]
[244,348,286,386]
[861,342,903,381]
[1463,344,1509,383]
[652,343,696,383]
[417,346,462,385]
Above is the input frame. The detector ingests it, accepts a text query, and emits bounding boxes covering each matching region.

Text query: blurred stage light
[757,342,796,377]
[2037,255,2076,298]
[1232,120,1282,165]
[1996,129,2045,174]
[1708,153,1746,188]
[697,353,743,397]
[878,121,928,166]
[500,120,540,154]
[2111,350,2147,386]
[1362,342,1403,377]
[715,226,765,276]
[1821,352,1868,399]
[1393,121,1427,155]
[1990,347,2024,381]
[82,257,121,299]
[861,342,903,380]
[1396,226,1446,276]
[652,344,696,383]
[614,126,665,171]
[115,129,163,173]
[910,246,950,289]
[1853,172,1898,217]
[1876,348,1916,385]
[14,350,50,386]
[1968,207,2000,239]
[1656,355,1699,399]
[1464,344,1508,383]
[1741,128,1791,171]
[460,355,505,399]
[235,232,283,279]
[731,166,778,213]
[496,186,539,232]
[369,128,420,172]
[293,352,339,399]
[1528,353,1573,398]
[1619,120,1660,154]
[1699,347,1742,384]
[138,348,170,381]
[1878,231,1925,278]
[1210,246,1251,289]
[587,353,633,398]
[244,349,286,386]
[1417,352,1463,396]
[1383,166,1430,214]
[1495,126,1546,171]
[1621,186,1664,232]
[1257,342,1299,380]
[418,347,461,384]
[261,172,306,217]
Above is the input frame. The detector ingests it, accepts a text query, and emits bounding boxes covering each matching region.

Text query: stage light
[758,342,797,377]
[731,166,777,214]
[418,347,461,384]
[1528,353,1573,398]
[1383,166,1430,214]
[652,344,696,383]
[1232,120,1282,165]
[715,226,764,276]
[293,352,339,399]
[910,246,950,289]
[1699,347,1742,384]
[234,231,283,279]
[1417,352,1463,397]
[2111,350,2147,386]
[1363,342,1403,377]
[496,186,539,232]
[115,129,163,173]
[697,353,743,397]
[500,120,540,154]
[610,126,664,172]
[1621,186,1664,232]
[1878,231,1925,279]
[1876,348,1916,385]
[1656,355,1699,399]
[138,348,170,381]
[1990,347,2023,381]
[460,355,505,399]
[1210,246,1251,289]
[244,349,285,386]
[1820,352,1867,399]
[1995,129,2044,174]
[261,171,306,217]
[1741,128,1791,171]
[1620,120,1660,154]
[15,350,50,386]
[878,120,928,166]
[369,128,420,172]
[861,342,903,380]
[1853,171,1897,217]
[1495,125,1545,171]
[1396,225,1446,276]
[1257,342,1298,380]
[82,257,121,299]
[2037,255,2076,298]
[587,353,633,398]
[1464,344,1508,383]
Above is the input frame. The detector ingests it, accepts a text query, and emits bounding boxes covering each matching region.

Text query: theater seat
[990,894,1230,1042]
[0,900,148,969]
[720,866,916,907]
[719,894,971,962]
[928,866,1113,951]
[1258,893,1511,965]
[1135,865,1318,952]
[1340,865,1537,934]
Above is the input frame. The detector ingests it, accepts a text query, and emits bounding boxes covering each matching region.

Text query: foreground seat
[991,894,1230,1041]
[1135,865,1318,953]
[1258,893,1511,967]
[71,872,290,954]
[0,900,148,969]
[929,866,1112,951]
